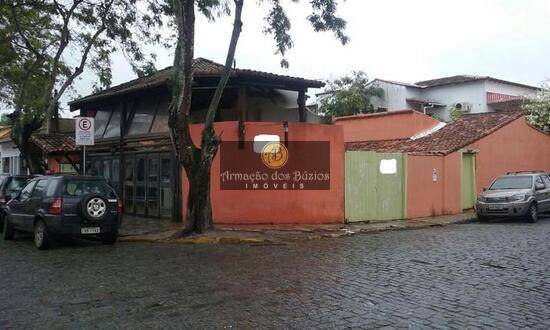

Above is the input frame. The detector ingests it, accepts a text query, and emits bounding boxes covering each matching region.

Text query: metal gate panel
[345,151,407,222]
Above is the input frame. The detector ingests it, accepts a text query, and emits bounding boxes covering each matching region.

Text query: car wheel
[101,228,118,245]
[526,203,538,223]
[80,194,109,222]
[2,215,14,240]
[34,220,50,250]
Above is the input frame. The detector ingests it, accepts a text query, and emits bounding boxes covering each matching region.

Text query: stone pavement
[119,212,477,244]
[1,216,549,328]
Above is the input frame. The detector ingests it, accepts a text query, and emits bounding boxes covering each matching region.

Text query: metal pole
[83,145,86,175]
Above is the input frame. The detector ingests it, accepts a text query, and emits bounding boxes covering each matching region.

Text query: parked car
[0,175,37,205]
[1,175,123,249]
[475,171,550,223]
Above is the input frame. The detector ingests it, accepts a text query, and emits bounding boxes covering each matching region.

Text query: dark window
[112,159,120,183]
[6,177,30,193]
[136,158,145,182]
[94,109,112,139]
[64,179,115,198]
[19,181,36,201]
[128,96,159,135]
[151,97,169,133]
[31,179,48,198]
[46,179,61,198]
[103,105,122,138]
[2,158,9,173]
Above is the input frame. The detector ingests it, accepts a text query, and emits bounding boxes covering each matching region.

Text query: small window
[94,109,112,139]
[379,159,397,174]
[31,179,48,198]
[128,96,159,135]
[542,175,550,187]
[103,105,122,138]
[253,134,280,153]
[46,179,61,198]
[535,176,545,188]
[19,181,36,201]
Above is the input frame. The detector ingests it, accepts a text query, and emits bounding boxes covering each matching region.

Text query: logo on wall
[261,142,289,169]
[220,141,330,190]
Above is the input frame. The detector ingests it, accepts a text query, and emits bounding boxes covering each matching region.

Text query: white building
[0,127,25,175]
[368,75,539,121]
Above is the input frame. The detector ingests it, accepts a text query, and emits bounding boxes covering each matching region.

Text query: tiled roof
[30,133,78,154]
[346,111,525,155]
[415,75,538,90]
[0,126,12,142]
[70,58,324,108]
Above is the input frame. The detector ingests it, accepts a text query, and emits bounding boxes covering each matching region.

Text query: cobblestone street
[1,218,550,329]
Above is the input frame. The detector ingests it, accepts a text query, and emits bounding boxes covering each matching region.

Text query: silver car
[475,171,550,223]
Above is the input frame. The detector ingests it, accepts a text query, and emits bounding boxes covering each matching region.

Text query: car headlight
[477,196,486,202]
[508,194,525,202]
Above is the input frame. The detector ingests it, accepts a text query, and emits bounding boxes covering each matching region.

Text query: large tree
[0,0,166,173]
[318,71,384,117]
[168,0,349,233]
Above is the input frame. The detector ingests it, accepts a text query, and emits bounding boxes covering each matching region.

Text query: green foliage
[524,86,550,133]
[1,0,167,172]
[449,104,463,122]
[259,0,348,67]
[319,71,384,117]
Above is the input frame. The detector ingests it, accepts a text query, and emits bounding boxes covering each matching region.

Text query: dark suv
[1,175,122,249]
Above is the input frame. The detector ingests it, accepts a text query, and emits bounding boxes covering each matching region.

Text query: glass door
[134,156,147,216]
[147,155,160,217]
[124,158,134,214]
[160,155,173,218]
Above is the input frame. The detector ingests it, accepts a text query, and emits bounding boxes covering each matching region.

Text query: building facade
[68,58,344,223]
[368,75,538,121]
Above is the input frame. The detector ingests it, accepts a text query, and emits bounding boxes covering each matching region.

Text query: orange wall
[468,117,550,192]
[47,155,80,173]
[182,121,345,224]
[406,152,462,219]
[335,110,440,142]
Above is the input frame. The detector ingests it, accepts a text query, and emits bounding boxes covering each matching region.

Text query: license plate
[81,227,100,234]
[488,204,506,210]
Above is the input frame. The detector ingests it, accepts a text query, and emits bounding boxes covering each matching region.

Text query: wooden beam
[298,89,307,122]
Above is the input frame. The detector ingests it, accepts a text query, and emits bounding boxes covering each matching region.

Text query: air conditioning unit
[455,102,472,112]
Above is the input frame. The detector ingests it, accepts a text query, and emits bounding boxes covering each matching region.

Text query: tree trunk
[170,0,244,234]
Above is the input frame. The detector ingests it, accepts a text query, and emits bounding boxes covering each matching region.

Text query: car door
[533,176,548,212]
[9,180,36,228]
[22,179,48,230]
[541,175,550,212]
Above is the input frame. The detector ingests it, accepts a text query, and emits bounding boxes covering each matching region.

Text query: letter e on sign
[75,117,95,146]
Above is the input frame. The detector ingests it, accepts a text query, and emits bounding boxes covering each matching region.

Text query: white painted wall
[0,140,24,175]
[369,80,422,110]
[421,80,487,121]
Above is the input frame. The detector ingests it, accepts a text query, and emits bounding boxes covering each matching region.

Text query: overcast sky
[66,0,550,114]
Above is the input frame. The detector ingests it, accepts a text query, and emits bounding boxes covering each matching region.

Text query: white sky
[65,0,550,114]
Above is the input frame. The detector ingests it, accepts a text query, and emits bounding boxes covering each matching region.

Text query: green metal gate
[345,151,407,222]
[461,152,476,210]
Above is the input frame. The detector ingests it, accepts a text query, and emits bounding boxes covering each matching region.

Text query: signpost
[75,117,94,174]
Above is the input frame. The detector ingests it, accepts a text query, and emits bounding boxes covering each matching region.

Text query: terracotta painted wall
[335,110,440,142]
[468,117,550,192]
[47,155,80,173]
[182,121,345,224]
[406,152,462,219]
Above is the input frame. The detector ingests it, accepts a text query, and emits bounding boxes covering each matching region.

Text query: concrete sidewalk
[119,211,477,245]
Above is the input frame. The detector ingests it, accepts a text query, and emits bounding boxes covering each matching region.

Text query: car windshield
[489,176,533,190]
[6,178,30,192]
[64,179,115,197]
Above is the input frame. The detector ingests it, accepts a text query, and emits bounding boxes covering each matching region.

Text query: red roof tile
[30,133,78,154]
[346,111,525,155]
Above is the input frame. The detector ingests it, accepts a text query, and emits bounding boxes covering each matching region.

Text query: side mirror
[535,183,545,191]
[482,187,487,191]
